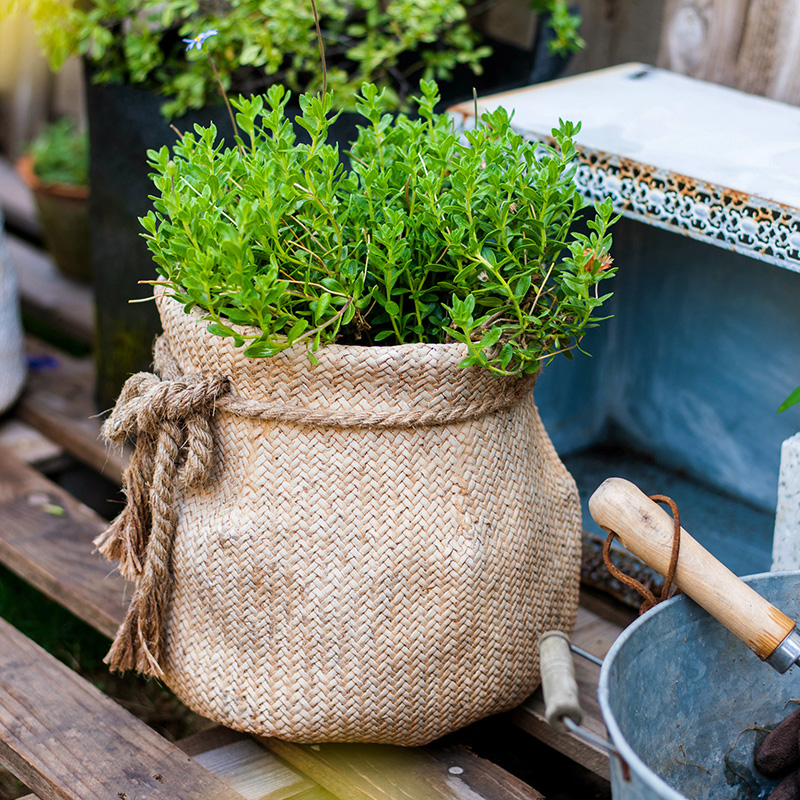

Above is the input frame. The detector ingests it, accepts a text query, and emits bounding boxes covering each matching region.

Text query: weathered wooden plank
[6,235,94,346]
[657,0,749,87]
[0,617,248,800]
[258,739,543,800]
[0,419,65,469]
[565,0,666,77]
[659,0,800,106]
[177,727,338,800]
[0,444,126,639]
[17,337,128,484]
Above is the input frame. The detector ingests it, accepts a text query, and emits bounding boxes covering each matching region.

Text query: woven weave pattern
[156,292,581,745]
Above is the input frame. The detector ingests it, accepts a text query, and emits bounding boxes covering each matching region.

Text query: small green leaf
[778,385,800,413]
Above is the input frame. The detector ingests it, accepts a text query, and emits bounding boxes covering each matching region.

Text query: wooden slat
[178,727,338,800]
[0,446,550,798]
[657,0,749,88]
[259,739,542,800]
[565,0,665,77]
[0,444,126,639]
[6,235,94,346]
[17,337,128,484]
[0,617,248,800]
[658,0,800,106]
[0,419,65,469]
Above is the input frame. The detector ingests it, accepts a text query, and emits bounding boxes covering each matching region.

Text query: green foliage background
[29,118,89,186]
[9,0,583,118]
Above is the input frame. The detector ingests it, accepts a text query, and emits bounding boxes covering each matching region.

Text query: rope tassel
[96,352,230,676]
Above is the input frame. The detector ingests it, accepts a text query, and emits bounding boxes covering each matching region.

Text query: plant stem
[309,0,328,97]
[205,51,242,152]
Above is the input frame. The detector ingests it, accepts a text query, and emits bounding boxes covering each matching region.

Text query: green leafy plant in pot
[96,80,617,745]
[17,119,91,282]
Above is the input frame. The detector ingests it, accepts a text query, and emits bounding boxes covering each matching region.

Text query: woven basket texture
[155,291,582,745]
[0,212,26,414]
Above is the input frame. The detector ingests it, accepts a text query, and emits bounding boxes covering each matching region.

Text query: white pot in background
[0,210,27,414]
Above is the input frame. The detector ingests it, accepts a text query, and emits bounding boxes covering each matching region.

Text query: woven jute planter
[98,289,582,745]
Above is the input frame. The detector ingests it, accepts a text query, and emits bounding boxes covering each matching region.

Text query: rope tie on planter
[97,335,537,676]
[95,365,231,676]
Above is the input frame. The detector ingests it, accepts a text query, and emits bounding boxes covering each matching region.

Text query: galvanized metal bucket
[598,571,800,799]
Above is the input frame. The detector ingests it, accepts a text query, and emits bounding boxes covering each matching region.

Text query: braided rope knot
[95,369,230,677]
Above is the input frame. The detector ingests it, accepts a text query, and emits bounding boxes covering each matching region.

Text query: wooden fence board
[659,0,800,106]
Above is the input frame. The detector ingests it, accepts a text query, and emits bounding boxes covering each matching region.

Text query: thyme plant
[142,81,617,376]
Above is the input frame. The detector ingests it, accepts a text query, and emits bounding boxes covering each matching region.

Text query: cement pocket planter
[96,289,583,745]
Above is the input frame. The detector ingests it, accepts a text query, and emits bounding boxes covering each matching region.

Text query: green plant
[531,0,584,55]
[10,0,583,119]
[142,80,616,376]
[28,118,89,186]
[779,386,800,413]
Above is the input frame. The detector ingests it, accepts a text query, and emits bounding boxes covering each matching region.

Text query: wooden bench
[0,153,632,800]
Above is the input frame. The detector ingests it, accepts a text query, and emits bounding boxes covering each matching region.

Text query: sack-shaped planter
[99,290,582,745]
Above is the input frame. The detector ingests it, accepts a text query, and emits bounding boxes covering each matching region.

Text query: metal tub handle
[538,631,627,771]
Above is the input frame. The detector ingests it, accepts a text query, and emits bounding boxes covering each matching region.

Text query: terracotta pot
[17,154,91,283]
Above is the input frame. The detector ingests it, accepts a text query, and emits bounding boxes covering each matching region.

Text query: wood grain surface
[18,337,128,484]
[659,0,800,106]
[0,445,126,639]
[259,738,543,800]
[0,616,248,800]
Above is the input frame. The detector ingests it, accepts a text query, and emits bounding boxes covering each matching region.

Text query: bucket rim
[597,569,800,799]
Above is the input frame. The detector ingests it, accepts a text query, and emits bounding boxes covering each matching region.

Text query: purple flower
[183,30,218,51]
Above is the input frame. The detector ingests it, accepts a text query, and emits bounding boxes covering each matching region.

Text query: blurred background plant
[27,117,87,186]
[9,0,583,117]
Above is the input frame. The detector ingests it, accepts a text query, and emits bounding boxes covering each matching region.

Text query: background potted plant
[96,79,617,745]
[16,118,91,282]
[15,0,584,408]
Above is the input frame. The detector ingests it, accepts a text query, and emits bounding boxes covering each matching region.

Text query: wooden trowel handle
[589,477,797,663]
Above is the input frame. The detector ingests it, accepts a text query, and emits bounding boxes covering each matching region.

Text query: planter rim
[156,284,540,363]
[156,286,537,416]
[17,154,89,200]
